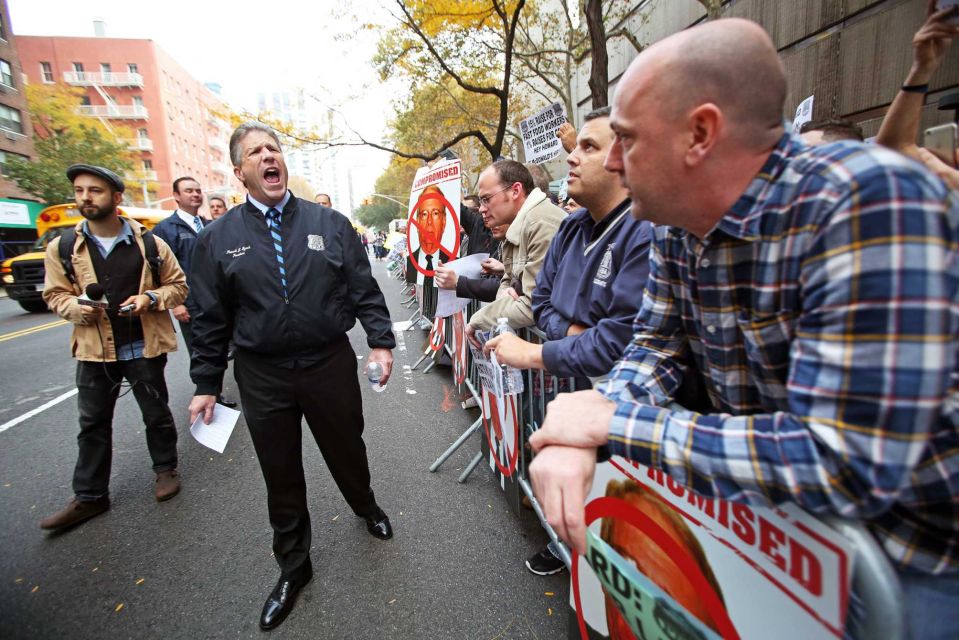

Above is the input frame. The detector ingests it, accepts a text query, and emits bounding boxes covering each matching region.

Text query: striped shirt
[599,133,959,574]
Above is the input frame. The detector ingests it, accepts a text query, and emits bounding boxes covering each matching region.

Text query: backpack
[58,225,163,289]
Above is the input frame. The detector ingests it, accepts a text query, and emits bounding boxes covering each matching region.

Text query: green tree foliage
[355,199,400,231]
[6,85,135,205]
[355,156,420,229]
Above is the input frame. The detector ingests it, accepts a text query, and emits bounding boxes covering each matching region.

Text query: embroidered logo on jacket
[593,243,615,288]
[307,234,325,251]
[226,245,251,258]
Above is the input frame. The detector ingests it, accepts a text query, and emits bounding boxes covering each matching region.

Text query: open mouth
[263,167,281,185]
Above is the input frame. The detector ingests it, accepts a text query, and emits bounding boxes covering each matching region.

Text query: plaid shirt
[599,133,959,574]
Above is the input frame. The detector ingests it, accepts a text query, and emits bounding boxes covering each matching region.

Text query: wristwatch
[145,292,158,309]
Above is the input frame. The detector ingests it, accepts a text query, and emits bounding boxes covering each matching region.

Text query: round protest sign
[571,495,739,640]
[481,389,519,478]
[406,185,461,277]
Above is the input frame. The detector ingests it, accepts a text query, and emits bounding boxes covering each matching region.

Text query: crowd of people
[33,4,959,638]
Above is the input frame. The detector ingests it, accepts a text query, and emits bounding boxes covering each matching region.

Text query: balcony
[126,170,158,182]
[211,162,232,176]
[64,71,144,87]
[209,138,228,155]
[77,104,149,120]
[125,138,154,152]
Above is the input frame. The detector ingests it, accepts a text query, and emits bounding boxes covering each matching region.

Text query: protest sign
[406,160,462,285]
[520,102,567,164]
[571,457,855,640]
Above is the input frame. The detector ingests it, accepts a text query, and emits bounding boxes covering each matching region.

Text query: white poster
[406,160,462,286]
[793,95,815,133]
[520,102,568,165]
[0,201,31,227]
[571,457,855,640]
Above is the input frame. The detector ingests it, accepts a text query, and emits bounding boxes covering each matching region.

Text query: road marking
[0,389,78,434]
[0,319,69,343]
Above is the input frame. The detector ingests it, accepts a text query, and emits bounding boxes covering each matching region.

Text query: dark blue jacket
[532,200,652,378]
[152,211,205,279]
[189,196,395,395]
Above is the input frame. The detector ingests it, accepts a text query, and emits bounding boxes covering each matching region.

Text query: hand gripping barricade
[416,300,905,639]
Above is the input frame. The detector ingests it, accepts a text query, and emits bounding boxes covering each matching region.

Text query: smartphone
[937,0,959,25]
[924,123,958,168]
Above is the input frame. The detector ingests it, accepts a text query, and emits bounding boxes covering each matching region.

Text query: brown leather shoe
[39,498,109,531]
[154,470,181,502]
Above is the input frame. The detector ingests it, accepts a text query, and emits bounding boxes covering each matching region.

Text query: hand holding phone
[936,0,959,26]
[924,123,958,168]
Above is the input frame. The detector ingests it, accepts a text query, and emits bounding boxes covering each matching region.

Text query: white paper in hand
[190,403,240,453]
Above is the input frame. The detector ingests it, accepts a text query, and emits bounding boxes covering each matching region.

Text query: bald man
[528,18,959,639]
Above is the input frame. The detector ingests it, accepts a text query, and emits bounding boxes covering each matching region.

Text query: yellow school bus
[0,204,168,313]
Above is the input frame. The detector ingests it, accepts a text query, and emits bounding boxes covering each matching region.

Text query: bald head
[606,19,787,237]
[626,19,785,145]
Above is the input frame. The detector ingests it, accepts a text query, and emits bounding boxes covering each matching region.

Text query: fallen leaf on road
[136,578,145,585]
[388,599,396,605]
[92,567,98,572]
[544,592,554,597]
[115,603,124,612]
[31,586,39,593]
[15,578,23,583]
[548,607,553,616]
[332,515,339,521]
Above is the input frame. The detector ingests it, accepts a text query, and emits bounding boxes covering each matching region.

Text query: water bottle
[366,361,386,393]
[492,317,517,394]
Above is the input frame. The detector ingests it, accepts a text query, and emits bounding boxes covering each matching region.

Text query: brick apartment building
[0,0,41,258]
[0,0,35,201]
[17,28,240,210]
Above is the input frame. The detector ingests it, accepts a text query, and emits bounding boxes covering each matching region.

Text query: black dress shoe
[217,395,237,409]
[259,568,312,631]
[365,512,393,540]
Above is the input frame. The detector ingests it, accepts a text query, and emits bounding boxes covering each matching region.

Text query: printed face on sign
[415,189,446,255]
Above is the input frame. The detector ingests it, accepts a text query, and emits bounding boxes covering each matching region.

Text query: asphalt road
[0,261,570,639]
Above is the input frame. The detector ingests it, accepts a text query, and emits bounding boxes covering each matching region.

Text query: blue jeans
[900,569,959,640]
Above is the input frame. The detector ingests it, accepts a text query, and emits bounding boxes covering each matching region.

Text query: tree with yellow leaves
[5,84,136,205]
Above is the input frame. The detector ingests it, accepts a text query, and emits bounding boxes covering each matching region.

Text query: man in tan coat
[467,160,565,339]
[40,164,188,532]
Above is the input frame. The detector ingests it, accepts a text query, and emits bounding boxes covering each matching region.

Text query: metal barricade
[416,301,904,635]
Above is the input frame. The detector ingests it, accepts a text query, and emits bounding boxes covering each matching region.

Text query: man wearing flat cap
[39,164,188,532]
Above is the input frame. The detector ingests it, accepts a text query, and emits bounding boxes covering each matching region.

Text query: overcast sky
[8,0,401,206]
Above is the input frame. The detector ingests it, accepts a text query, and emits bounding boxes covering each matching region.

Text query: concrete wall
[570,0,957,138]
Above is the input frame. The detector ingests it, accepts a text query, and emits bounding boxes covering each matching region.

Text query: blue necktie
[193,216,203,233]
[265,208,289,303]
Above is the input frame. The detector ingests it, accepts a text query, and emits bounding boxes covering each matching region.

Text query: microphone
[77,283,109,309]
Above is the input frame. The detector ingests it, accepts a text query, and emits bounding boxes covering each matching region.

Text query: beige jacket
[43,218,188,362]
[469,188,565,331]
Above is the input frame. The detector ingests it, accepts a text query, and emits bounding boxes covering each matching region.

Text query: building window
[138,127,148,140]
[40,62,54,83]
[0,150,27,175]
[143,159,153,170]
[80,95,91,106]
[132,96,144,107]
[72,62,84,73]
[0,60,12,88]
[0,105,23,134]
[128,63,138,75]
[100,63,111,74]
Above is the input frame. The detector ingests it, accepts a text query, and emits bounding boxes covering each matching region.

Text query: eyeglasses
[478,184,514,207]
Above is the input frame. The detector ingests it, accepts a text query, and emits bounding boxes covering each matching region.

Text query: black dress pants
[234,339,379,580]
[73,355,178,500]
